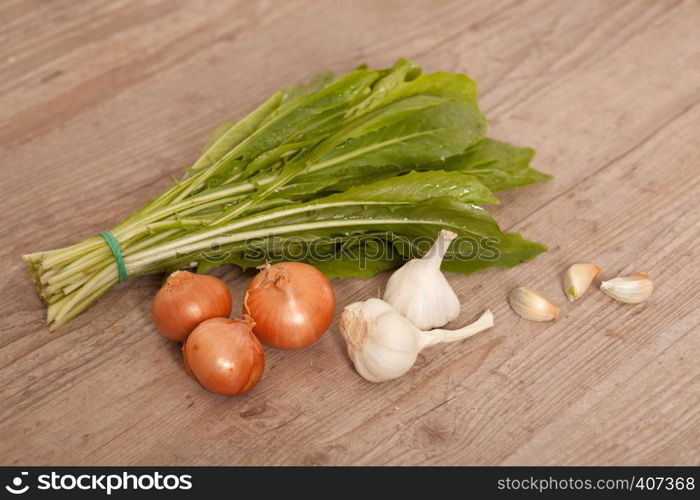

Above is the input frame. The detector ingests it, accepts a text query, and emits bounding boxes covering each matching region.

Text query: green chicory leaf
[23,59,551,331]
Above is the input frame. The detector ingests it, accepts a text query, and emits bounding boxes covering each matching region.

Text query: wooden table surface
[1,0,699,466]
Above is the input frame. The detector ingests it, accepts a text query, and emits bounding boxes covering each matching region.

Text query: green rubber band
[100,231,127,283]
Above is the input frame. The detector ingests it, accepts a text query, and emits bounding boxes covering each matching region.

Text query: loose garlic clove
[563,262,602,301]
[509,286,560,321]
[600,272,653,304]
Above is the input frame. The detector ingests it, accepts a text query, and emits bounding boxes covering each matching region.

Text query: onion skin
[244,262,335,350]
[151,270,232,342]
[182,317,265,396]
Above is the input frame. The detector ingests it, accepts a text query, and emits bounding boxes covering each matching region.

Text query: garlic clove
[600,272,653,304]
[509,286,560,321]
[563,262,602,301]
[382,229,460,330]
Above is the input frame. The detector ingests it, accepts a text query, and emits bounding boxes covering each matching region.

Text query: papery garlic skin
[564,262,602,301]
[509,287,560,321]
[600,272,653,304]
[340,298,494,383]
[383,229,460,330]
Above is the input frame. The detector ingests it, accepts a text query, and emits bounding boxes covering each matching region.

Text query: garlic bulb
[383,229,460,329]
[600,272,653,303]
[563,262,602,301]
[340,298,494,383]
[509,286,560,321]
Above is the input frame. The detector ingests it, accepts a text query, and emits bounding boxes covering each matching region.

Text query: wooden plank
[0,0,698,465]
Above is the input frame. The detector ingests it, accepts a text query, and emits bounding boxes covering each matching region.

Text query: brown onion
[151,270,232,342]
[182,317,265,396]
[244,262,335,350]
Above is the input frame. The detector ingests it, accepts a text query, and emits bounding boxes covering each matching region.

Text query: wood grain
[1,0,699,465]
